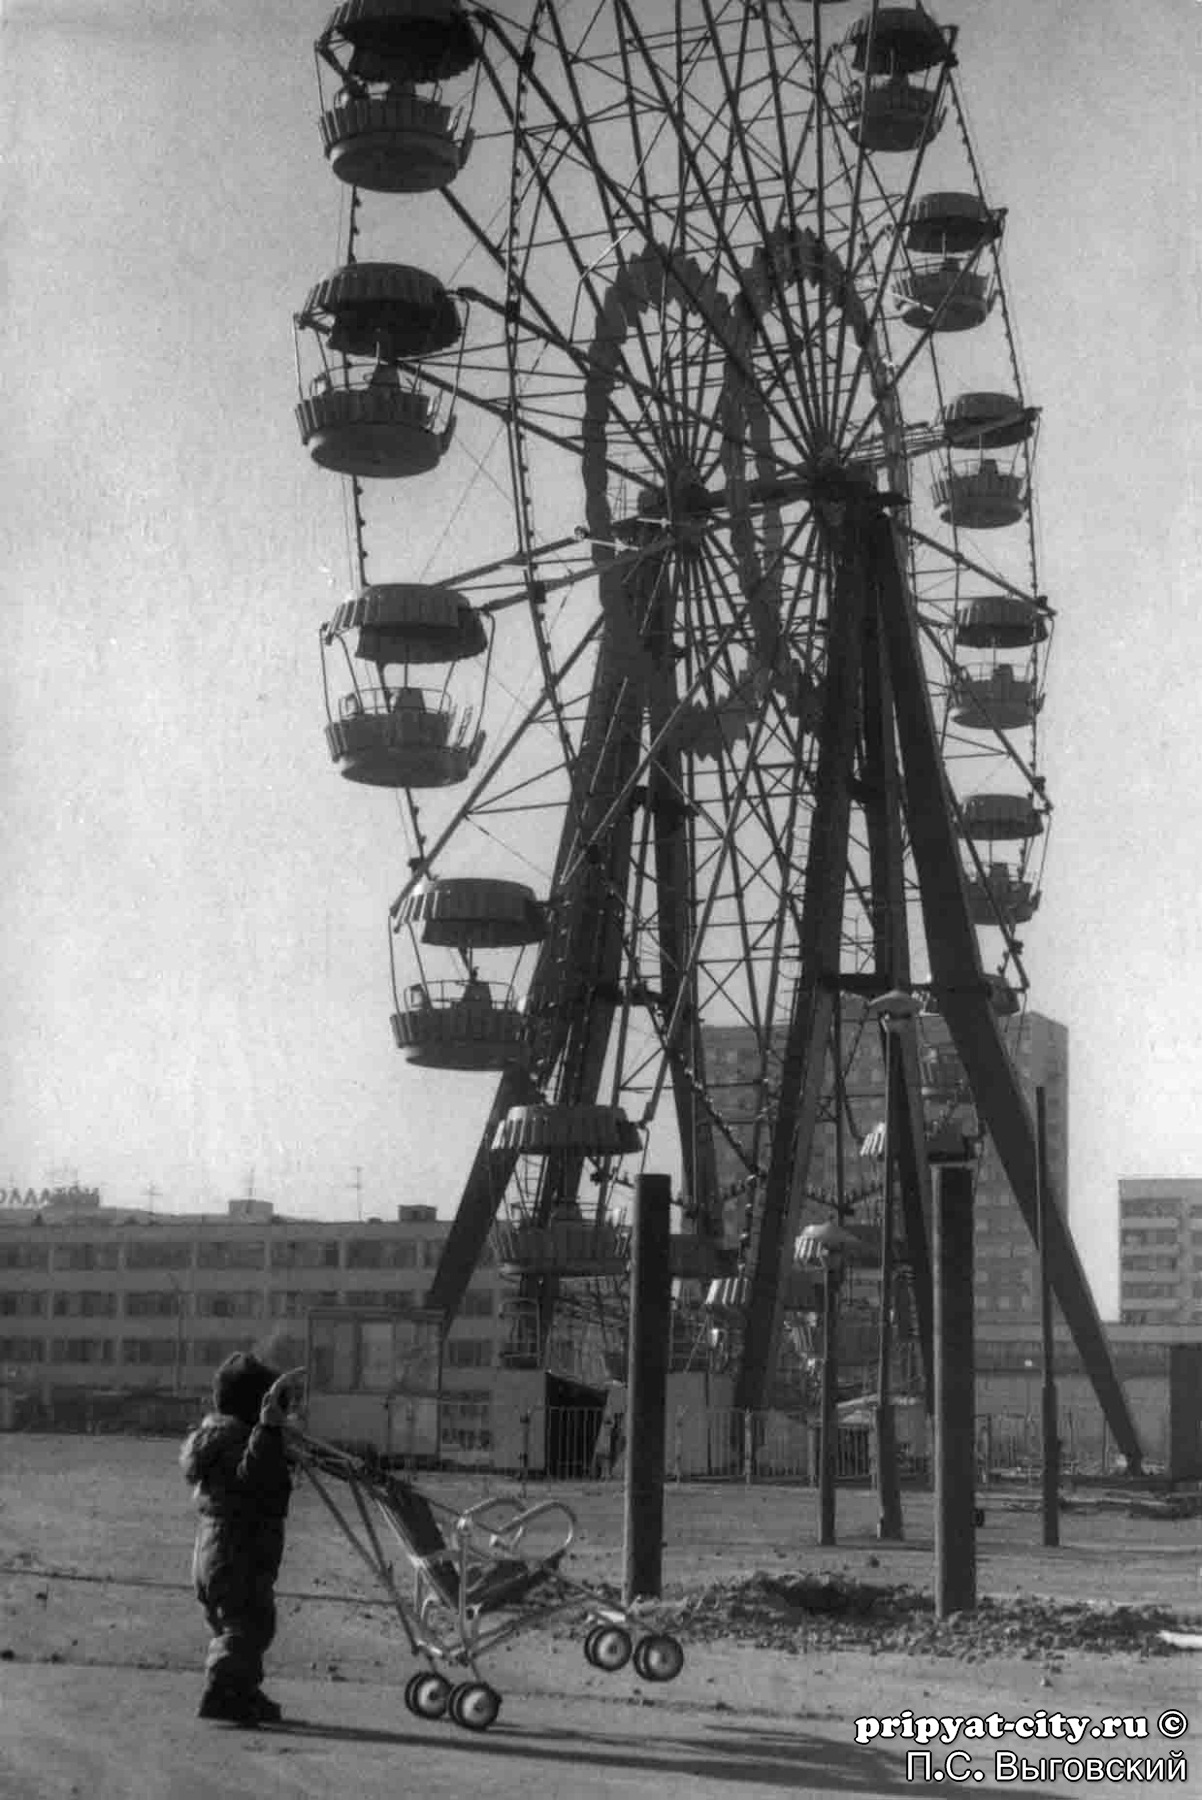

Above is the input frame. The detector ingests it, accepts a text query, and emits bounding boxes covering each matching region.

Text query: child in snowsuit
[180,1352,296,1724]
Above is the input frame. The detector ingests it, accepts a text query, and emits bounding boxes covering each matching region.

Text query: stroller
[291,1432,685,1732]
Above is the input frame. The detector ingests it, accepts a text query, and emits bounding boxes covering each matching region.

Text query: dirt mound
[649,1572,1197,1661]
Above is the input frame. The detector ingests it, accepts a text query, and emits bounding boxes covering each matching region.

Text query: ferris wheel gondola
[292,0,1142,1467]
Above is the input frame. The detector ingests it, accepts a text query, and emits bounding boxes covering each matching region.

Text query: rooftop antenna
[143,1183,162,1217]
[350,1165,364,1222]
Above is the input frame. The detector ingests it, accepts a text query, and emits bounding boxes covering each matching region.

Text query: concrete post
[933,1155,977,1616]
[622,1173,672,1602]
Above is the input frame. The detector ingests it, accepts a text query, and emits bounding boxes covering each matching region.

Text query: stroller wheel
[588,1625,633,1672]
[633,1633,685,1683]
[449,1680,502,1732]
[405,1671,451,1720]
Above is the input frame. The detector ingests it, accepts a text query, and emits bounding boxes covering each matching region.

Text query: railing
[336,685,452,722]
[399,978,521,1012]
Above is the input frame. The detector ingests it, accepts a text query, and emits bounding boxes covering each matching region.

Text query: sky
[1,0,1199,1319]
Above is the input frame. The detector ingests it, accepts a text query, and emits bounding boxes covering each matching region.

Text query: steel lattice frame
[327,1,1140,1464]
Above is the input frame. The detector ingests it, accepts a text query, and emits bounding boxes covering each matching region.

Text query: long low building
[0,1191,502,1418]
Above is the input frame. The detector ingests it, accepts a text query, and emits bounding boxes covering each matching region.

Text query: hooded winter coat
[181,1355,293,1694]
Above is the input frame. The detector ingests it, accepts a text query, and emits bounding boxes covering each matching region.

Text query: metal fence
[436,1401,877,1486]
[976,1409,1145,1482]
[439,1400,1144,1487]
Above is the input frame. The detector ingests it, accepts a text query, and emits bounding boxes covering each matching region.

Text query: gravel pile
[644,1573,1198,1660]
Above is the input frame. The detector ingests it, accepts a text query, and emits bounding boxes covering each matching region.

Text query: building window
[270,1239,340,1271]
[0,1335,45,1362]
[359,1320,396,1390]
[121,1339,177,1366]
[268,1290,340,1318]
[51,1243,121,1273]
[0,1291,47,1317]
[339,1288,417,1313]
[53,1291,118,1318]
[0,1243,50,1272]
[196,1239,265,1271]
[310,1317,356,1390]
[194,1291,263,1320]
[445,1338,493,1369]
[345,1238,419,1270]
[441,1396,492,1456]
[50,1338,115,1365]
[125,1292,181,1319]
[1121,1197,1182,1219]
[189,1337,256,1367]
[125,1241,193,1271]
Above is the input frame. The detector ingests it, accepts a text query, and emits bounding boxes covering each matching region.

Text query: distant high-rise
[1118,1179,1202,1327]
[701,1001,1070,1328]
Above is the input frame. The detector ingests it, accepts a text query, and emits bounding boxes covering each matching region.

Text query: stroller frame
[291,1431,685,1731]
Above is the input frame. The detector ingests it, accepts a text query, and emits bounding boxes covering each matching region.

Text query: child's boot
[198,1682,258,1724]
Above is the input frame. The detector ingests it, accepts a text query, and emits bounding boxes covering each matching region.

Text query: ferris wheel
[293,0,1139,1460]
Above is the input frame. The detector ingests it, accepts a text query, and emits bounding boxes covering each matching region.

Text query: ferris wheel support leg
[869,514,1144,1475]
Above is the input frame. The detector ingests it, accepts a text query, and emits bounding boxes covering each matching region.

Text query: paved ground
[3,1649,1197,1800]
[1,1437,1199,1797]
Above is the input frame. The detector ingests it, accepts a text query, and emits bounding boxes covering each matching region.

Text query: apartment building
[1119,1179,1202,1327]
[702,1001,1071,1328]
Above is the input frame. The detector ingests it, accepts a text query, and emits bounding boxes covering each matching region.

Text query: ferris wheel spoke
[898,521,1046,608]
[698,0,826,455]
[607,0,822,464]
[537,5,702,451]
[610,13,724,452]
[479,30,682,476]
[840,234,994,469]
[385,606,608,918]
[811,109,908,452]
[755,23,832,445]
[809,1,836,432]
[437,187,656,471]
